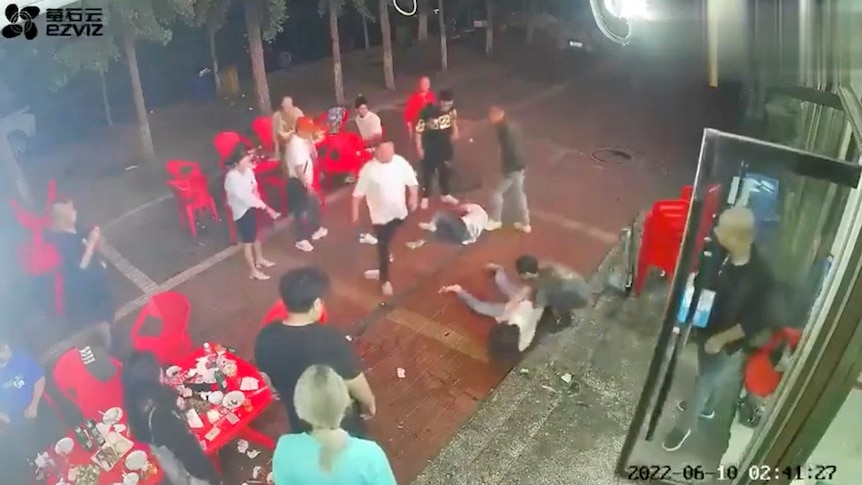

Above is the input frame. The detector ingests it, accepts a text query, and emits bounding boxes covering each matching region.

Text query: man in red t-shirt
[403,76,436,139]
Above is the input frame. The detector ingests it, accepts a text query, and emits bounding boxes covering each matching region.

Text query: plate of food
[101,407,123,425]
[124,450,148,471]
[75,465,101,485]
[54,437,74,456]
[91,444,123,471]
[222,391,245,410]
[165,366,183,378]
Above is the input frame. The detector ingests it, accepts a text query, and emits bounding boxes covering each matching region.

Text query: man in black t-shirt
[664,207,775,452]
[415,89,460,209]
[254,267,376,437]
[45,199,114,351]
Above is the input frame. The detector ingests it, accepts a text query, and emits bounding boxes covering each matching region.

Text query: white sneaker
[364,269,380,280]
[420,198,429,209]
[441,195,459,205]
[359,233,378,245]
[311,227,328,240]
[485,220,503,231]
[250,270,270,281]
[418,222,436,232]
[256,259,276,268]
[514,222,532,233]
[295,240,314,252]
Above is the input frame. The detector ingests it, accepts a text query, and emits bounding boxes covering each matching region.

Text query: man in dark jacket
[485,105,530,233]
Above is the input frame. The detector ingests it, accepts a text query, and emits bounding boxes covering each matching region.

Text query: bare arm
[29,377,46,409]
[345,373,376,412]
[79,244,96,269]
[351,195,363,223]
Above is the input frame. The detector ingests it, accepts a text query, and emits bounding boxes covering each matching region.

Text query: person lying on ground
[418,202,489,245]
[439,265,543,362]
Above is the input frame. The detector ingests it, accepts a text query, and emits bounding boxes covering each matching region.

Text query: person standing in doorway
[415,89,460,209]
[485,105,531,233]
[404,76,436,140]
[224,147,280,280]
[662,207,774,452]
[351,142,419,296]
[284,117,327,252]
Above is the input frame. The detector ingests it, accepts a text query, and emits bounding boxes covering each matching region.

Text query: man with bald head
[351,142,419,295]
[404,76,435,140]
[663,206,775,452]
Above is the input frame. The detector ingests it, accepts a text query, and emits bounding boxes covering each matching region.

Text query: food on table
[186,397,210,415]
[206,409,220,424]
[208,390,224,404]
[186,409,205,429]
[101,407,123,425]
[91,443,123,471]
[124,450,148,471]
[165,365,182,378]
[75,464,100,485]
[223,390,245,409]
[55,437,75,456]
[240,377,260,391]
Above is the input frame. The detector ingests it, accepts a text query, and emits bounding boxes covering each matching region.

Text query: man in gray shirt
[485,105,531,233]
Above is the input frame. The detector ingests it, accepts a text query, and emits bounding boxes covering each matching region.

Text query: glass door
[615,128,861,484]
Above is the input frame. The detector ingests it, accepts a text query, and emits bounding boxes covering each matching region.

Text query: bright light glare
[604,0,651,19]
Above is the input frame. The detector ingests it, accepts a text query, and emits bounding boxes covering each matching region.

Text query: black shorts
[235,209,258,243]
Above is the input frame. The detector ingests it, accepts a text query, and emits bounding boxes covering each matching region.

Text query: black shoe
[662,427,691,452]
[676,400,715,419]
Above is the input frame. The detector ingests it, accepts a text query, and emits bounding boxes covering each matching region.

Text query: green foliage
[262,0,289,42]
[318,0,369,19]
[172,0,231,34]
[51,37,120,90]
[112,0,176,44]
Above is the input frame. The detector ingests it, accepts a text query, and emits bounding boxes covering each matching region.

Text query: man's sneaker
[295,240,314,252]
[363,269,380,280]
[359,233,378,245]
[514,222,532,233]
[418,222,436,231]
[485,220,503,231]
[420,198,430,209]
[662,427,691,452]
[311,227,328,240]
[441,194,459,204]
[676,401,715,419]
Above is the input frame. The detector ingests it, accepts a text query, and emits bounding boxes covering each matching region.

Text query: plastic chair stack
[634,184,722,295]
[130,291,195,366]
[166,178,220,239]
[53,347,124,420]
[8,180,65,315]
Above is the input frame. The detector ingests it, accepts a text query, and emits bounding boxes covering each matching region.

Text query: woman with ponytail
[272,365,396,484]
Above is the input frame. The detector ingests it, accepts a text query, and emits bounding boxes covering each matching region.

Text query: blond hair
[294,365,351,472]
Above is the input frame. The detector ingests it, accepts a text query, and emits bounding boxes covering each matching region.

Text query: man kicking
[439,264,543,361]
[418,202,488,245]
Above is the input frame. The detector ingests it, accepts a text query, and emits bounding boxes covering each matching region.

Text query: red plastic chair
[53,347,123,420]
[744,328,803,397]
[260,299,328,328]
[252,116,275,153]
[317,132,372,194]
[634,184,721,295]
[167,179,220,239]
[130,291,194,366]
[213,131,254,168]
[166,160,207,188]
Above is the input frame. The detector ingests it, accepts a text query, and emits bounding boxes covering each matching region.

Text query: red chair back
[260,299,328,328]
[166,160,205,181]
[744,328,803,397]
[130,291,194,366]
[53,347,123,419]
[213,131,253,167]
[252,116,274,152]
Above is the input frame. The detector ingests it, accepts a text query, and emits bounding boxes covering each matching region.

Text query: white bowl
[124,450,147,471]
[223,391,245,409]
[54,437,74,455]
[208,391,224,404]
[102,407,123,425]
[165,366,182,378]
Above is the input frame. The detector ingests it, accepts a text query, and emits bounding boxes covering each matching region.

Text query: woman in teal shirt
[273,365,397,485]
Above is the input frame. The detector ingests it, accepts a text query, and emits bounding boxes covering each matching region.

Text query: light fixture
[591,0,652,45]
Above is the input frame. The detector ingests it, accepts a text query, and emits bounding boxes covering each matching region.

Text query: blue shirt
[273,433,397,485]
[0,351,43,422]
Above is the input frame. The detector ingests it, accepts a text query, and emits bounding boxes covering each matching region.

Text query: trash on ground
[560,373,573,384]
[406,239,426,249]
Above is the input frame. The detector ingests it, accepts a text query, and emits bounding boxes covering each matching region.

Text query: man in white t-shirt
[438,265,542,361]
[354,95,383,146]
[418,203,488,245]
[351,142,419,296]
[284,118,327,252]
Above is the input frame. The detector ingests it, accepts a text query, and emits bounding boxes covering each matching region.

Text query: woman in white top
[285,117,327,252]
[439,263,543,362]
[354,95,383,146]
[223,147,280,280]
[418,202,488,245]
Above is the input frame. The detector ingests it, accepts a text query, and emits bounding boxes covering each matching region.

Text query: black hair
[223,144,246,168]
[122,352,181,444]
[487,324,522,362]
[354,95,368,108]
[279,266,330,314]
[515,254,540,275]
[439,89,454,102]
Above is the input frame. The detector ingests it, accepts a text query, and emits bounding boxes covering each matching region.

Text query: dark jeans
[677,344,742,431]
[0,399,66,482]
[372,218,404,284]
[420,157,451,198]
[286,178,322,242]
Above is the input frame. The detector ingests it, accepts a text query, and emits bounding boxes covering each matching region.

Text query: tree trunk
[244,0,272,113]
[0,137,32,207]
[438,0,447,71]
[98,69,113,127]
[526,1,535,44]
[418,0,428,41]
[362,14,370,49]
[207,27,222,93]
[121,26,155,163]
[485,0,493,55]
[329,0,345,104]
[380,0,395,89]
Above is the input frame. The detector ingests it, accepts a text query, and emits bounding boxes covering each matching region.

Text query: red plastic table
[38,416,163,485]
[165,345,274,464]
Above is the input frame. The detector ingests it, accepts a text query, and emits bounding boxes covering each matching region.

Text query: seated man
[439,264,543,361]
[0,339,63,481]
[45,198,114,350]
[514,254,591,326]
[354,95,383,147]
[418,202,488,245]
